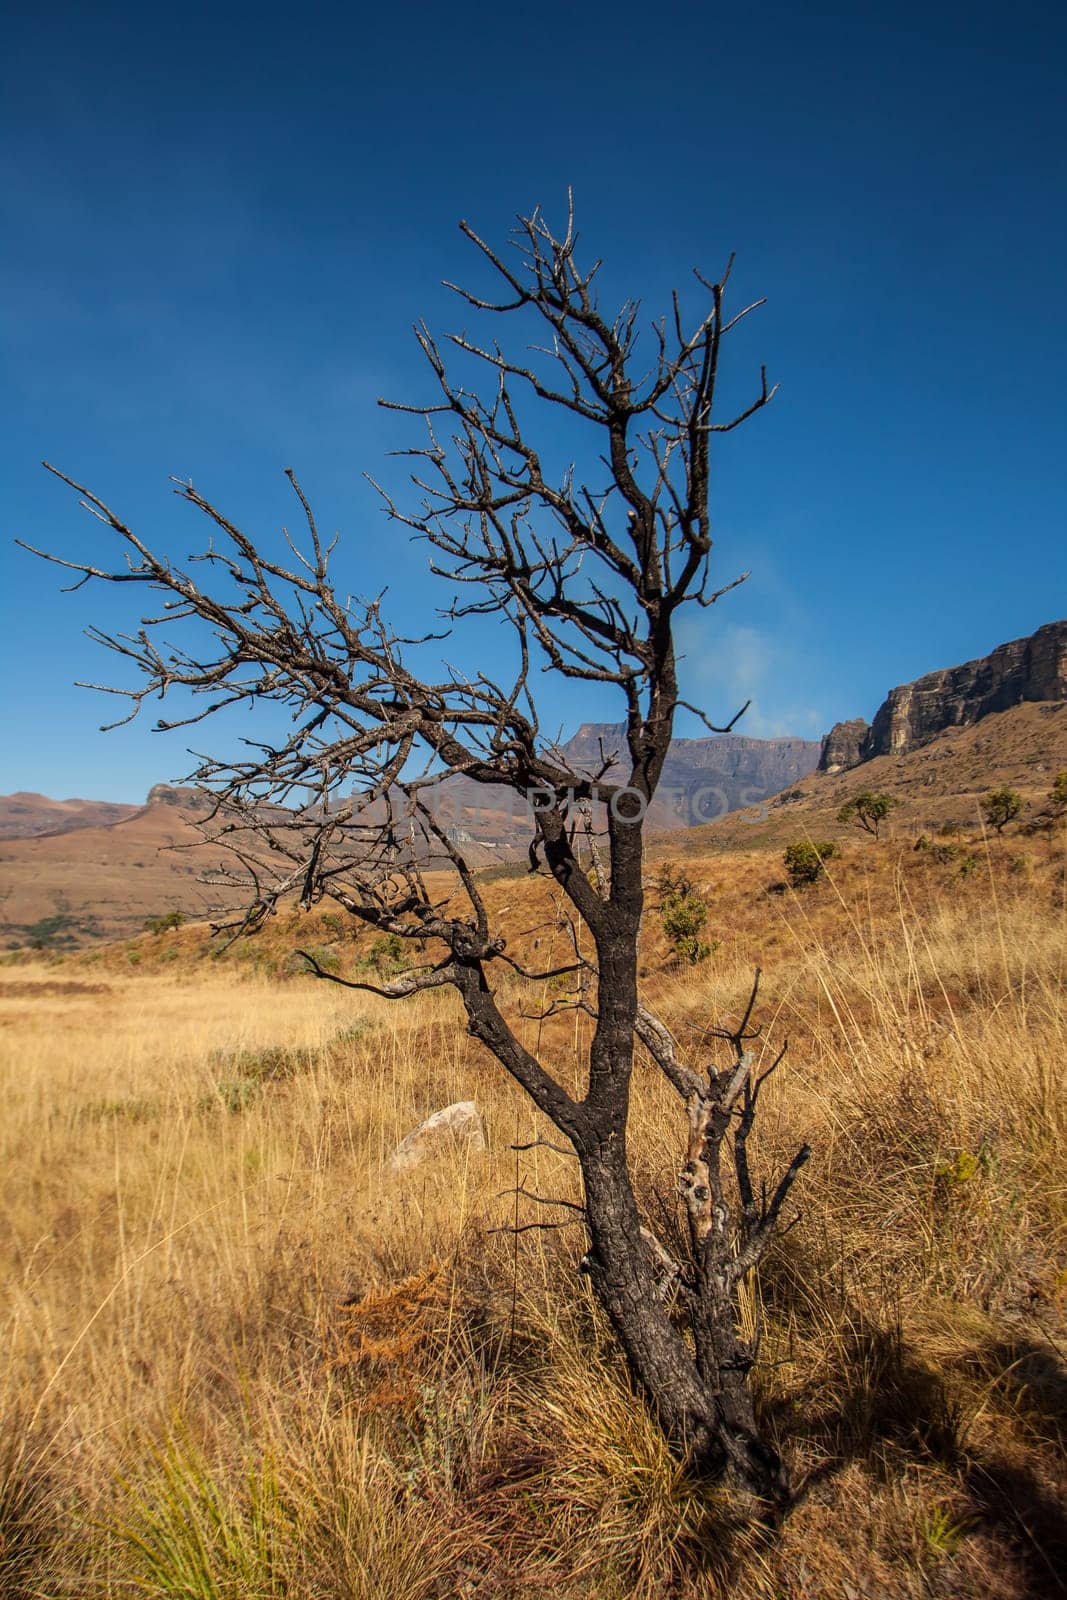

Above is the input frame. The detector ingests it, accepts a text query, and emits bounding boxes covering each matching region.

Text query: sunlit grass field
[2,832,1065,1597]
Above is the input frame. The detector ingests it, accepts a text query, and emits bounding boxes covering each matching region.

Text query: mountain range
[2,620,1063,946]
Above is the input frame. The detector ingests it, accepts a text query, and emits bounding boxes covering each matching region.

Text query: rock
[818,717,870,774]
[146,783,215,812]
[387,1101,486,1172]
[819,621,1067,775]
[860,620,1066,761]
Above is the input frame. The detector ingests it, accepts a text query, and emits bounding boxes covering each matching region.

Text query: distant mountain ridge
[819,620,1067,773]
[0,792,141,841]
[556,723,822,826]
[0,726,823,944]
[4,633,1067,948]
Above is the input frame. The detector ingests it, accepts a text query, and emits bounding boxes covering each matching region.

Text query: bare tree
[24,198,809,1509]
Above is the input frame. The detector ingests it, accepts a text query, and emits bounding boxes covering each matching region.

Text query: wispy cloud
[673,617,827,740]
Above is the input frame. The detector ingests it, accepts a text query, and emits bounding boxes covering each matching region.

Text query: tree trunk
[578,1136,728,1474]
[578,1136,789,1504]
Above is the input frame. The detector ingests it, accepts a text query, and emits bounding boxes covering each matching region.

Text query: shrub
[143,909,185,934]
[783,840,836,888]
[837,790,899,838]
[198,1078,261,1115]
[286,945,340,977]
[23,912,82,950]
[931,841,961,866]
[656,863,714,965]
[981,787,1023,835]
[1051,769,1067,815]
[367,933,405,973]
[209,1044,305,1083]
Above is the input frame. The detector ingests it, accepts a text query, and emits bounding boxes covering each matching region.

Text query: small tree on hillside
[981,786,1023,835]
[26,201,809,1509]
[837,790,898,839]
[1050,770,1067,816]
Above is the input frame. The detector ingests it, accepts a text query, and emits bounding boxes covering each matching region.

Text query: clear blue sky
[2,0,1065,801]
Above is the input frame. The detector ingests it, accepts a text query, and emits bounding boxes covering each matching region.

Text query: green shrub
[286,945,341,977]
[198,1078,261,1115]
[1050,769,1067,815]
[656,864,714,965]
[143,909,185,935]
[22,913,84,950]
[332,1020,373,1045]
[77,1096,157,1125]
[366,933,405,973]
[783,840,836,888]
[931,841,961,865]
[209,1044,305,1083]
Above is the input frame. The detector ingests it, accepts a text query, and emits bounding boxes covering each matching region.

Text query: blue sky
[2,0,1065,800]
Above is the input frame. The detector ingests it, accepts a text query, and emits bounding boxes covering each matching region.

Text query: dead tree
[24,198,809,1508]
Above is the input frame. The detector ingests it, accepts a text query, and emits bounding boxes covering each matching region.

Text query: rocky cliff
[819,620,1067,772]
[559,723,822,822]
[145,784,216,813]
[815,719,868,776]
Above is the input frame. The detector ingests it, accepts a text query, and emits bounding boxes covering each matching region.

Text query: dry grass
[1,832,1065,1597]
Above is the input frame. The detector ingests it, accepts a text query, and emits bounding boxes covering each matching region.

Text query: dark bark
[578,1130,790,1504]
[579,1135,730,1475]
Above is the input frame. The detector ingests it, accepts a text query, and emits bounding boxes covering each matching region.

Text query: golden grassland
[1,828,1065,1598]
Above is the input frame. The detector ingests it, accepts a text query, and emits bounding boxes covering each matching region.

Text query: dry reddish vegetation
[1,824,1065,1597]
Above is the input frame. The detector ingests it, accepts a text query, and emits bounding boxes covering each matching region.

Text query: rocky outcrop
[819,620,1067,773]
[146,783,215,812]
[818,719,869,774]
[431,725,823,842]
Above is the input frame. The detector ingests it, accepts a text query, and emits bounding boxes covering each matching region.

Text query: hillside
[0,791,140,840]
[417,726,821,846]
[0,730,822,946]
[673,699,1067,856]
[0,786,244,947]
[555,722,821,826]
[3,616,1065,949]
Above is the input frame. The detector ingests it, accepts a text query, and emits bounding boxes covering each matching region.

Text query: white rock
[387,1100,486,1172]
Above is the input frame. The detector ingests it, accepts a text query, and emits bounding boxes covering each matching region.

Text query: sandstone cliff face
[817,718,869,775]
[819,620,1067,772]
[146,784,215,812]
